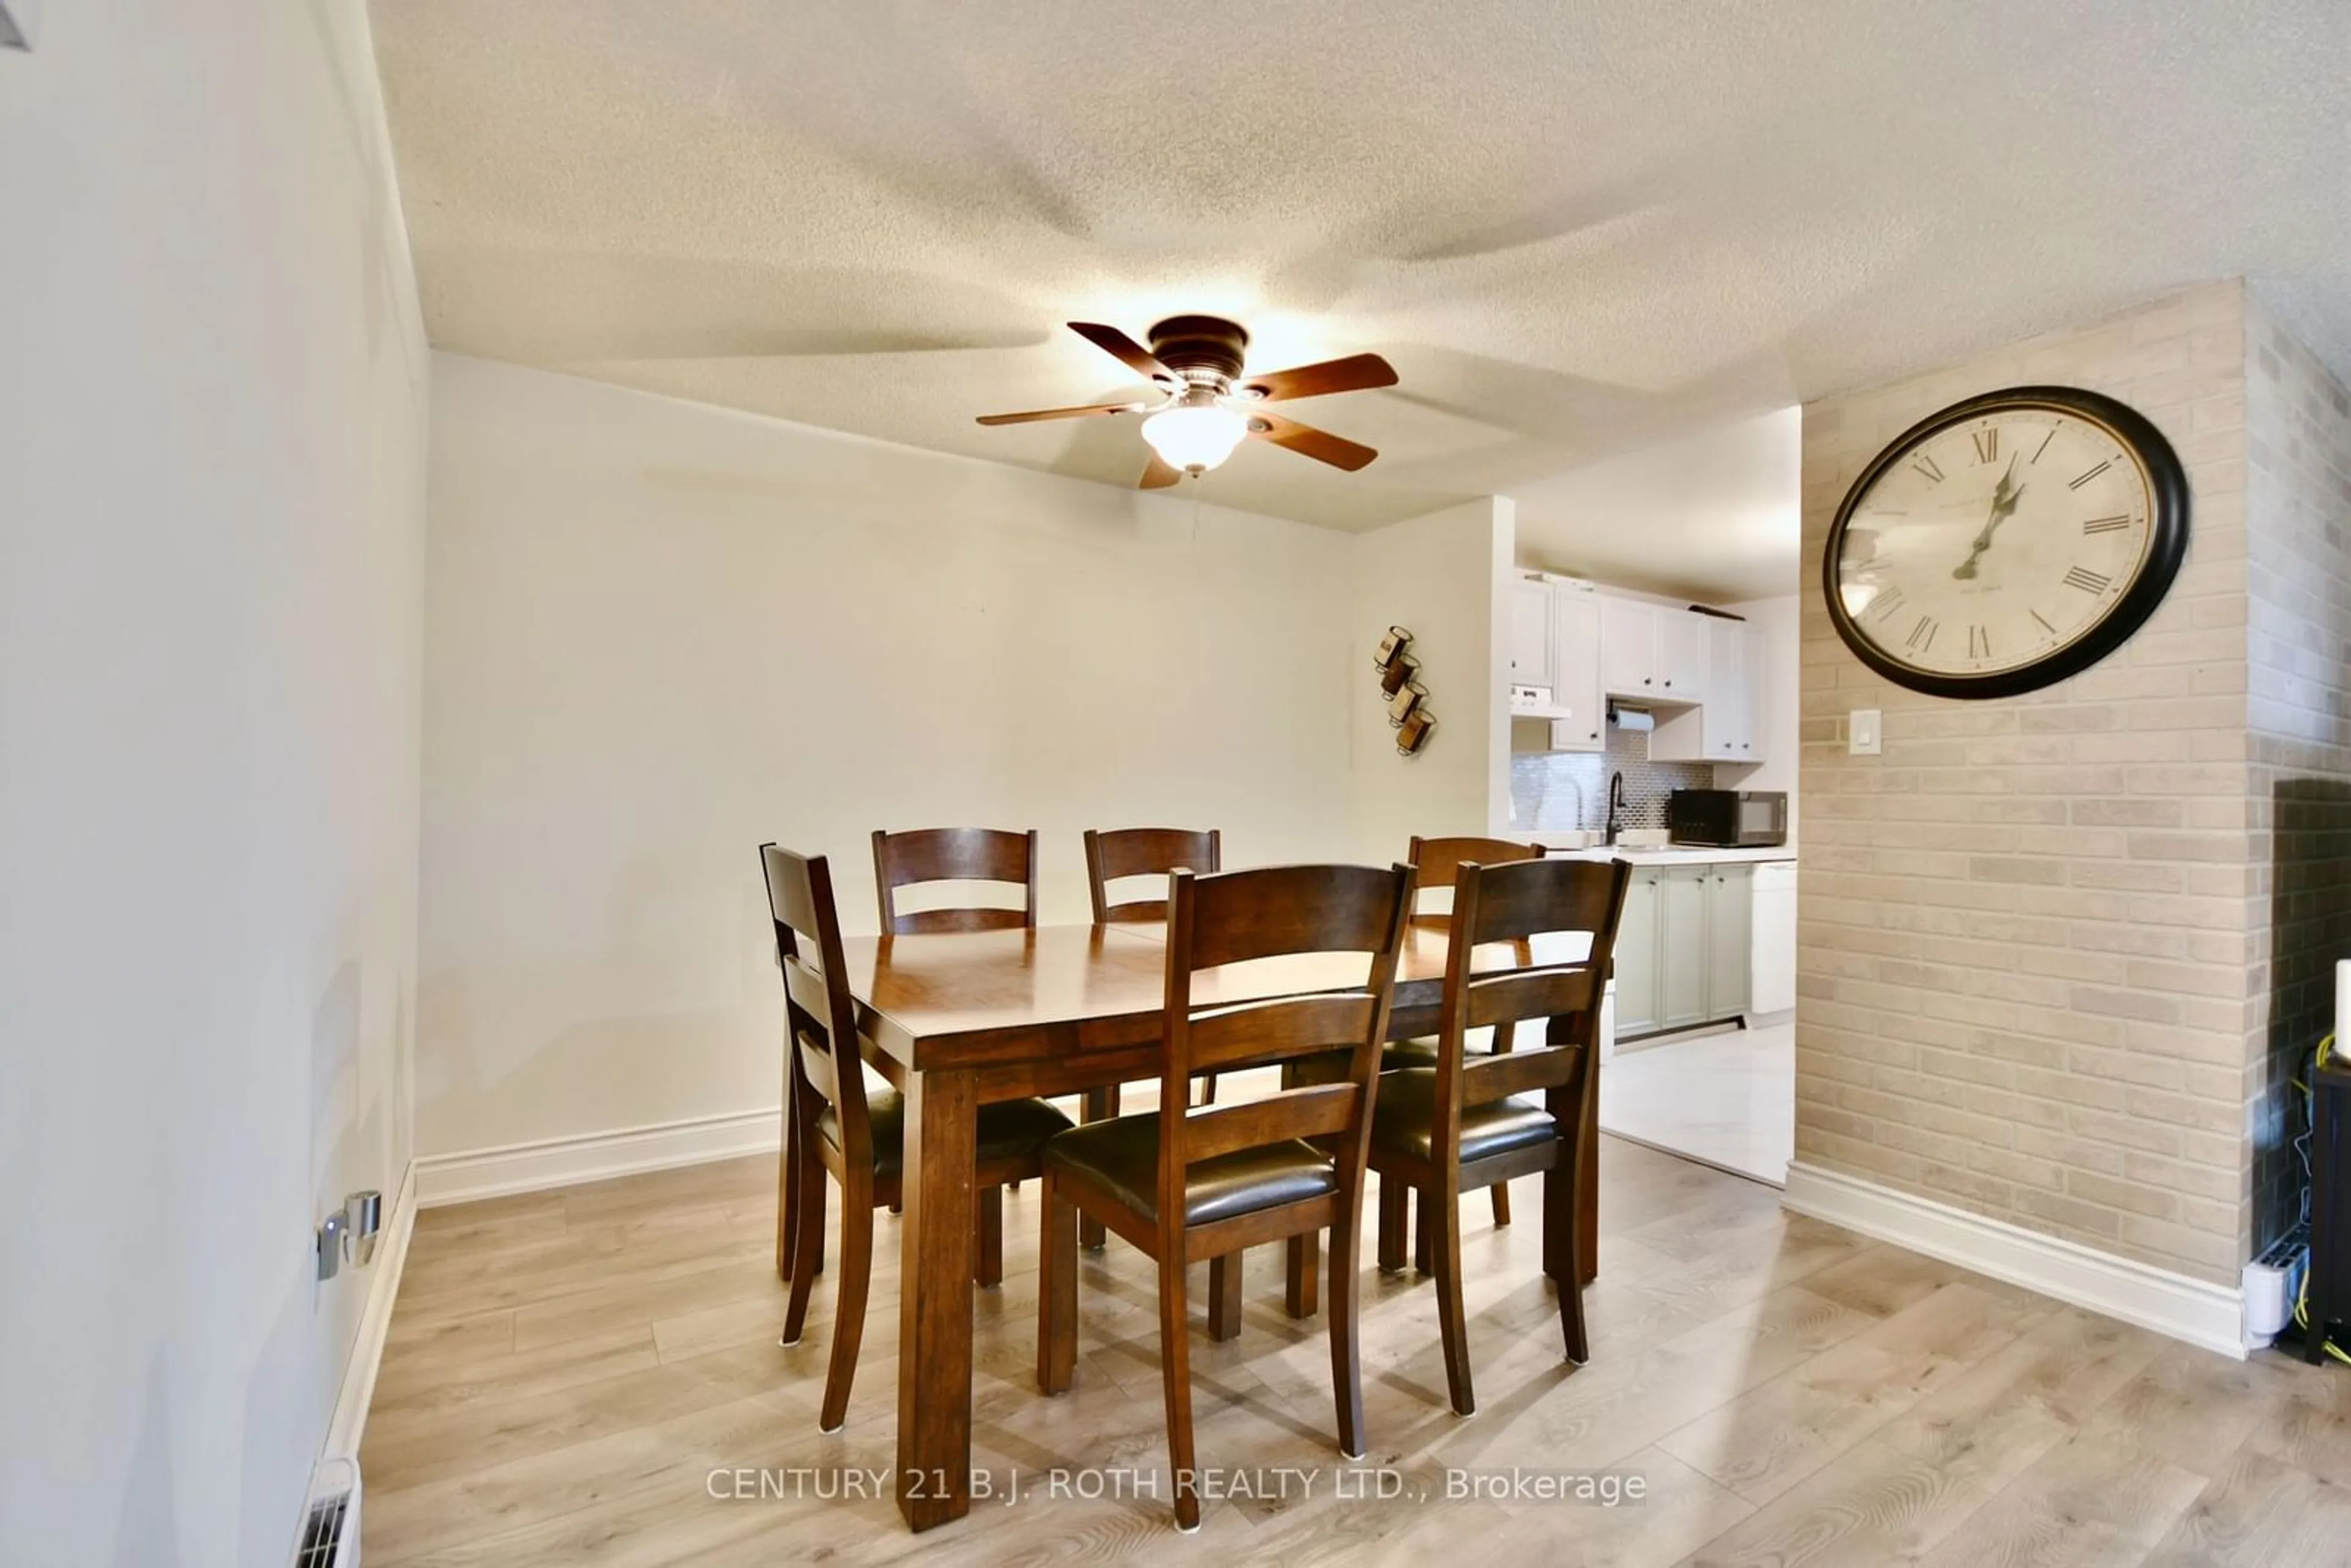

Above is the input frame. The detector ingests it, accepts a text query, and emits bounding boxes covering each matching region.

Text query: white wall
[1347,497,1514,860]
[0,7,427,1565]
[1720,593,1802,844]
[418,356,1355,1157]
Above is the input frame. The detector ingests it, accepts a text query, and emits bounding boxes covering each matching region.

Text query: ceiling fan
[976,315,1398,488]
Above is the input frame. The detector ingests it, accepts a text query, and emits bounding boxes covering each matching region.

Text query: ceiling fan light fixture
[1140,400,1249,475]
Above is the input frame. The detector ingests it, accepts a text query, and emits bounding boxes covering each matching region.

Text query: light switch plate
[1850,708,1882,756]
[0,0,37,50]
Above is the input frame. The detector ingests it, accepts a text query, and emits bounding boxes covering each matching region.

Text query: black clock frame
[1821,384,2191,700]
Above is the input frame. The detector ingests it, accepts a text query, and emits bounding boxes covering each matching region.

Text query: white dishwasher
[1750,860,1798,1016]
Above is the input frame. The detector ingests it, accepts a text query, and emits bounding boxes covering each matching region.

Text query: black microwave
[1667,789,1788,848]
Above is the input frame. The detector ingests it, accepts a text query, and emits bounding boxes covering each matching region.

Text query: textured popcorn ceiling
[369,0,2351,553]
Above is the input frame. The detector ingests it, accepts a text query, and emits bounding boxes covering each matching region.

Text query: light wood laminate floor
[362,1141,2351,1566]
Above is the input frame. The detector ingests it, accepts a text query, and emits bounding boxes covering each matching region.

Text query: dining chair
[1076,827,1224,1250]
[1083,825,1223,1110]
[761,843,1073,1432]
[872,827,1038,934]
[1035,861,1411,1533]
[1368,854,1630,1416]
[1388,835,1548,1233]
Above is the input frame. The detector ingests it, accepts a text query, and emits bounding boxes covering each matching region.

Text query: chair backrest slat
[1459,858,1621,945]
[1179,1084,1359,1163]
[1407,835,1544,923]
[1186,993,1381,1073]
[794,1030,844,1105]
[1463,965,1602,1033]
[761,843,874,1157]
[1458,1047,1575,1108]
[1159,862,1410,1233]
[1084,827,1221,923]
[872,827,1039,935]
[1180,863,1406,972]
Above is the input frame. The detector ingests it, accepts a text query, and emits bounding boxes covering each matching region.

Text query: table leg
[1208,1252,1243,1341]
[896,1068,978,1531]
[1284,1232,1318,1318]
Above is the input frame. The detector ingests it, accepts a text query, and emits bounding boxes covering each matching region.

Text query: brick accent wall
[2245,292,2351,1250]
[1798,283,2256,1285]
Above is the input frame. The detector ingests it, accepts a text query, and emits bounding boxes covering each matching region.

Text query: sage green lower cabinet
[1611,859,1760,1041]
[1613,869,1662,1038]
[1657,866,1712,1031]
[1706,864,1753,1020]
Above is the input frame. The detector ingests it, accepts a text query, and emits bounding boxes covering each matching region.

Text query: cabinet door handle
[1643,677,1652,685]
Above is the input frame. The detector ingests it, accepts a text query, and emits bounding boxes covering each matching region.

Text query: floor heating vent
[291,1457,361,1568]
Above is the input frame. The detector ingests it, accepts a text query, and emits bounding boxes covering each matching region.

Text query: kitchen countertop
[1496,832,1796,865]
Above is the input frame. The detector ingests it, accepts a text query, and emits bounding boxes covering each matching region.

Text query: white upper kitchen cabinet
[1652,610,1709,703]
[1599,596,1706,703]
[1651,617,1766,763]
[1731,620,1765,759]
[1548,587,1605,751]
[1507,574,1553,686]
[1600,596,1658,697]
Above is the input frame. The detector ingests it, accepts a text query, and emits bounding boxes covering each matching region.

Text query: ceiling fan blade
[1139,454,1184,489]
[1239,351,1398,403]
[975,400,1150,426]
[1248,409,1378,471]
[1068,321,1178,385]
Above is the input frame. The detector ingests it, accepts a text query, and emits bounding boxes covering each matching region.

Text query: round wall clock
[1823,385,2188,699]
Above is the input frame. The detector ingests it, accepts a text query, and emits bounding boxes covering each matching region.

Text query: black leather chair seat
[819,1089,1073,1183]
[1371,1067,1556,1165]
[1042,1113,1337,1226]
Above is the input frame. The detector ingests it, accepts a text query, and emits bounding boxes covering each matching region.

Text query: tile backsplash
[1507,722,1719,834]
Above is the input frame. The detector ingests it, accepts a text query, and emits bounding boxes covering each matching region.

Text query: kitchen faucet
[1604,770,1627,845]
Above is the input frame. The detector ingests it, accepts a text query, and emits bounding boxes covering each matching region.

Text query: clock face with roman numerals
[1824,386,2189,700]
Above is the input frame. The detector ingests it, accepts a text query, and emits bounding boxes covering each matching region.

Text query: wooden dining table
[832,918,1603,1532]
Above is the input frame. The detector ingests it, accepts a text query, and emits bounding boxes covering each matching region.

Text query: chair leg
[1377,1176,1406,1275]
[1489,1179,1512,1228]
[1079,1086,1117,1250]
[818,1190,874,1433]
[1158,1248,1202,1532]
[1326,1202,1367,1460]
[781,1157,826,1346]
[1547,1149,1589,1365]
[976,1184,1004,1288]
[1038,1172,1078,1394]
[1199,1072,1219,1106]
[1207,1252,1243,1341]
[1433,1180,1474,1416]
[1285,1233,1318,1319]
[1414,1183,1435,1275]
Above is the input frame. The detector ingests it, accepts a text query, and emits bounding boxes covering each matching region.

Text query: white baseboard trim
[324,1157,417,1458]
[414,1106,782,1209]
[1782,1161,2247,1360]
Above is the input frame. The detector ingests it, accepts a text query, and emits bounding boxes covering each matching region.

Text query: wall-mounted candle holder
[1373,625,1434,757]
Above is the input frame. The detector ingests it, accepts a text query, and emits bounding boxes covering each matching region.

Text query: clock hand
[1952,458,2024,580]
